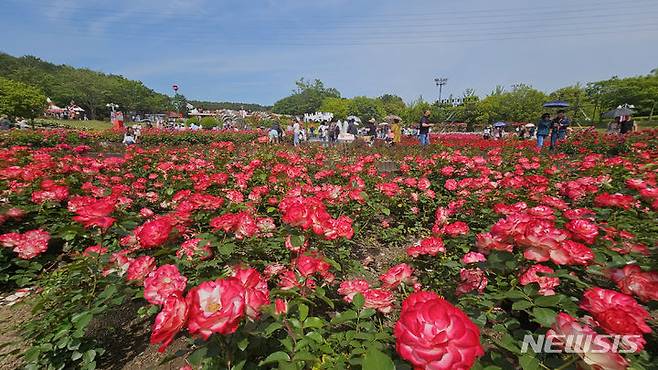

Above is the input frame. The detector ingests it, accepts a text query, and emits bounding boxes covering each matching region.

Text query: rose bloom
[0,229,50,259]
[144,264,188,305]
[608,265,658,302]
[337,279,370,303]
[461,251,486,264]
[394,291,484,370]
[150,292,188,352]
[565,219,599,245]
[83,245,108,256]
[186,278,246,340]
[380,263,415,288]
[594,193,636,210]
[362,288,394,313]
[176,238,212,261]
[126,256,156,282]
[407,236,445,257]
[456,268,488,296]
[274,298,288,316]
[519,264,560,296]
[547,313,628,370]
[441,221,470,237]
[285,234,308,253]
[580,288,652,344]
[136,218,173,249]
[475,232,513,253]
[232,267,270,320]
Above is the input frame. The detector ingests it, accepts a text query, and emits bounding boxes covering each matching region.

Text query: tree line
[272,71,658,127]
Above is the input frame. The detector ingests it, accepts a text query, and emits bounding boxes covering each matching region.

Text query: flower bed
[0,130,656,369]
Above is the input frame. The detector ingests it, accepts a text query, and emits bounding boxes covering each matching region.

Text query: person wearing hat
[367,118,377,137]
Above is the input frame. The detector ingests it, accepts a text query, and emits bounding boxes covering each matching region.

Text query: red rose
[144,264,188,305]
[407,236,445,257]
[274,298,288,316]
[186,278,246,339]
[565,219,599,245]
[0,229,50,259]
[337,279,370,303]
[456,268,488,296]
[232,267,270,320]
[580,288,651,349]
[136,218,173,248]
[461,252,486,264]
[126,256,156,282]
[395,291,484,370]
[380,263,415,288]
[608,265,658,302]
[362,288,394,313]
[150,292,188,352]
[547,313,628,370]
[519,264,560,296]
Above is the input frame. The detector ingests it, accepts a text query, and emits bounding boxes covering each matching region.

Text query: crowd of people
[267,116,405,146]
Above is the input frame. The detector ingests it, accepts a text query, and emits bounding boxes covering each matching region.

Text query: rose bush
[0,128,656,369]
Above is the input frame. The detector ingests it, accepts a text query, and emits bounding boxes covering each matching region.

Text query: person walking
[550,110,570,149]
[419,110,432,145]
[293,118,301,146]
[536,113,552,149]
[391,118,402,145]
[619,115,636,134]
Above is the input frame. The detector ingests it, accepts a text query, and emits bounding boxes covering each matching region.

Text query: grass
[34,119,112,130]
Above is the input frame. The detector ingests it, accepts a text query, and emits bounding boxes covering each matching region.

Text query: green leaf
[237,338,249,351]
[532,307,557,327]
[359,308,377,319]
[187,347,208,365]
[362,347,395,370]
[331,309,358,324]
[534,295,562,307]
[298,303,309,322]
[304,317,324,329]
[82,349,96,363]
[290,235,305,248]
[518,354,541,370]
[259,351,291,365]
[218,242,235,256]
[352,293,365,310]
[382,207,391,216]
[264,322,283,337]
[71,311,93,330]
[511,300,533,310]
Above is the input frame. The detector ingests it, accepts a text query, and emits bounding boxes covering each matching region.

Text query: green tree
[319,97,350,120]
[0,76,46,119]
[272,78,341,115]
[377,94,406,116]
[347,96,385,122]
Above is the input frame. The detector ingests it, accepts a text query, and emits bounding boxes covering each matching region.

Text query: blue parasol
[543,101,570,108]
[493,121,507,127]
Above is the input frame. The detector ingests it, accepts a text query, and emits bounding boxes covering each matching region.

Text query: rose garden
[0,128,657,370]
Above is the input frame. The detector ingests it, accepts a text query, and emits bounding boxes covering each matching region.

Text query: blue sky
[2,0,658,105]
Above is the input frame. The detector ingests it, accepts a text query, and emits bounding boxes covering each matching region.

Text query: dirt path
[0,295,188,370]
[0,302,29,370]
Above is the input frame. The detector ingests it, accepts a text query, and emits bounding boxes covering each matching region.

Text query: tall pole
[650,100,656,122]
[434,78,448,104]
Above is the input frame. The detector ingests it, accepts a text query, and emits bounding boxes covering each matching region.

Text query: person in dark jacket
[536,113,552,149]
[550,110,570,149]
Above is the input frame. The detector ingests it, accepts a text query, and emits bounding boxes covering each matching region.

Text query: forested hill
[0,52,269,119]
[189,100,271,112]
[0,52,172,119]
